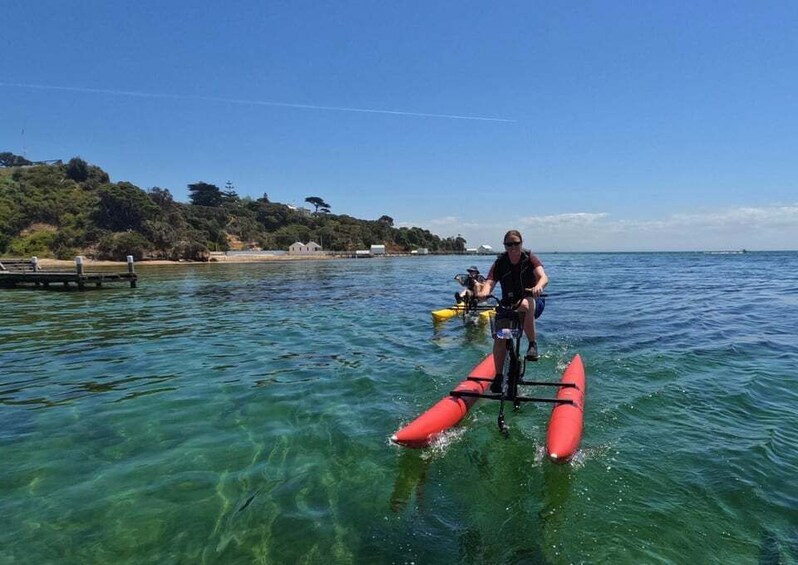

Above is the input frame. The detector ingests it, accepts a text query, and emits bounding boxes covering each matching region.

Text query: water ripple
[2,254,798,562]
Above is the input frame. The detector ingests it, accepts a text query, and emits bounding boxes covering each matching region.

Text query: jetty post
[75,256,84,289]
[127,256,136,288]
[32,257,40,287]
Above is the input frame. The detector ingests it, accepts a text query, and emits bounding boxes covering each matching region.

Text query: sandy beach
[33,254,337,269]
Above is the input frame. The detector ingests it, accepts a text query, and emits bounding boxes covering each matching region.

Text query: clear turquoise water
[1,253,796,564]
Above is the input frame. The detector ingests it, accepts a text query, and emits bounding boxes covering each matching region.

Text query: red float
[392,354,586,462]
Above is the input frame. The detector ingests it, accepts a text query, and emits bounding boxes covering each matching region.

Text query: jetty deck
[0,257,138,290]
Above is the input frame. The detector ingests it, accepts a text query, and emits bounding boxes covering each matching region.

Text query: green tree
[65,157,89,182]
[97,231,151,260]
[0,152,32,167]
[188,182,223,207]
[305,196,331,213]
[272,225,312,248]
[9,164,91,230]
[8,230,57,256]
[181,204,230,250]
[255,202,294,231]
[169,240,210,261]
[222,181,240,204]
[93,182,159,232]
[148,187,175,209]
[142,219,179,258]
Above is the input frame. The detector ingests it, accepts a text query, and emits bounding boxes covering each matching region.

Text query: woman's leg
[517,298,536,343]
[493,337,506,376]
[518,298,539,360]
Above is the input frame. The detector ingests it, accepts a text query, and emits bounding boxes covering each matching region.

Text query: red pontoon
[391,354,496,448]
[391,354,586,462]
[546,354,586,462]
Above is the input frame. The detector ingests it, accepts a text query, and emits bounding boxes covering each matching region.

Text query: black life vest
[493,251,538,304]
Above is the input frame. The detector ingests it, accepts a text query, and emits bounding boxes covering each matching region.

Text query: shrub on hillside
[97,231,151,261]
[169,241,210,262]
[7,231,57,257]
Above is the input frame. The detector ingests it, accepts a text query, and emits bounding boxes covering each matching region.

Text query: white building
[289,241,323,254]
[416,248,429,255]
[286,205,312,216]
[370,244,386,255]
[288,242,307,254]
[466,248,478,255]
[478,245,494,254]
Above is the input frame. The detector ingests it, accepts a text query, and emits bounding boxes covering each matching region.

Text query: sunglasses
[503,241,522,247]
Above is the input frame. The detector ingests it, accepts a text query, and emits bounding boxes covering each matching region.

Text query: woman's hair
[503,229,523,243]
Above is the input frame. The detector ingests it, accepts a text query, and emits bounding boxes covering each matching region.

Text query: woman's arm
[476,277,496,299]
[527,265,548,297]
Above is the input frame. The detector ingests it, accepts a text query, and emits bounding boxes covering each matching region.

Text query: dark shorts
[533,298,545,319]
[499,297,545,319]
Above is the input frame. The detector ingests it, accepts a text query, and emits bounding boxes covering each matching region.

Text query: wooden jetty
[0,256,138,290]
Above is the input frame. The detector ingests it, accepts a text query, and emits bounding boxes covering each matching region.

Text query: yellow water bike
[431,273,495,324]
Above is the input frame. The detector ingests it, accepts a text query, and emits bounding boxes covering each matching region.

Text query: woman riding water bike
[475,230,549,391]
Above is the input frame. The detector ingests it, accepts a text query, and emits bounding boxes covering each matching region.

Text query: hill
[0,153,466,261]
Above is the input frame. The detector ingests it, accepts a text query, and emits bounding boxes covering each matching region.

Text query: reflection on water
[390,451,432,513]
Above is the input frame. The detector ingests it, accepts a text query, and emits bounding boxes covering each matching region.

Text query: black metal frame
[450,299,576,438]
[453,274,492,324]
[459,296,483,323]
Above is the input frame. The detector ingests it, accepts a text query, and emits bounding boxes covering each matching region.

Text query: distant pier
[0,256,138,290]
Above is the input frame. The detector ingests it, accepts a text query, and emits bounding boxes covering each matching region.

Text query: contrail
[0,82,515,123]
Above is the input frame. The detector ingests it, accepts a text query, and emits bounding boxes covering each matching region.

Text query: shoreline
[32,254,339,269]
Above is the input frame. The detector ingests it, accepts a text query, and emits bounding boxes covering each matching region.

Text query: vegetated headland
[0,152,466,263]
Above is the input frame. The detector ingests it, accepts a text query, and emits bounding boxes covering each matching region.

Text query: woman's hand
[526,286,543,298]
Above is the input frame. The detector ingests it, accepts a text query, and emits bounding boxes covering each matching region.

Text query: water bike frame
[397,293,586,460]
[455,273,493,323]
[450,296,577,438]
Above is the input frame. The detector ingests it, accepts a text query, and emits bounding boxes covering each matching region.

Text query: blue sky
[2,1,797,251]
